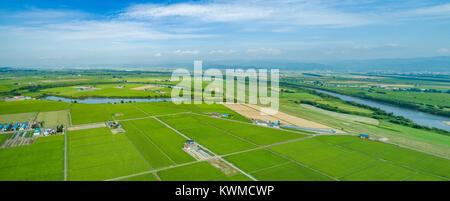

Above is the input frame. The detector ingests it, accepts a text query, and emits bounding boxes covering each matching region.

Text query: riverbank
[290,83,450,118]
[281,82,450,133]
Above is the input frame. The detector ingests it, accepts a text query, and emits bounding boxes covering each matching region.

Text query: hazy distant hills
[2,56,449,73]
[203,56,450,72]
[147,56,450,72]
[323,56,450,72]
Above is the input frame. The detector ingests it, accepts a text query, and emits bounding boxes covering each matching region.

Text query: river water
[303,87,450,131]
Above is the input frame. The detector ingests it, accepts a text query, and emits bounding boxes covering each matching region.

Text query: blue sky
[1,0,450,67]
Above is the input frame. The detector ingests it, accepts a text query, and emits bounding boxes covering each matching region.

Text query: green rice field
[0,100,448,181]
[67,127,150,181]
[36,110,70,127]
[0,135,64,181]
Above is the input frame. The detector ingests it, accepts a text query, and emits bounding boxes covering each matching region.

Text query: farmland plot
[36,110,70,127]
[0,135,64,181]
[68,127,149,181]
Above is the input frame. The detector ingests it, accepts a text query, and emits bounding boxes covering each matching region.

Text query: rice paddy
[0,100,448,181]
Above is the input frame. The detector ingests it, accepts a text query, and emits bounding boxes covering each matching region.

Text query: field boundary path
[105,134,329,181]
[127,121,177,165]
[64,127,68,181]
[189,112,312,136]
[68,122,106,131]
[65,109,449,181]
[153,116,258,181]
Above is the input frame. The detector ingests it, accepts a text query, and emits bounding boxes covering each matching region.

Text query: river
[303,87,450,131]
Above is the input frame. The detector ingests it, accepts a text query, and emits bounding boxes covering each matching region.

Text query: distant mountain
[323,56,450,72]
[9,56,450,73]
[138,56,450,72]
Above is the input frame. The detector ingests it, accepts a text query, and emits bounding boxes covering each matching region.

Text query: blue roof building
[12,123,20,131]
[359,134,370,138]
[4,123,11,131]
[21,122,28,129]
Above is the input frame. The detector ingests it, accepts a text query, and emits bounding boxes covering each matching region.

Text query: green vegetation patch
[119,173,160,181]
[268,136,449,180]
[125,118,194,164]
[105,103,148,120]
[70,104,113,125]
[0,134,9,146]
[403,173,446,181]
[120,121,180,169]
[36,110,70,127]
[411,156,450,179]
[157,161,251,181]
[159,114,256,155]
[251,162,332,181]
[341,161,416,181]
[0,135,64,181]
[225,149,289,173]
[310,151,379,178]
[0,112,37,124]
[196,115,308,145]
[179,126,256,155]
[68,127,150,181]
[0,100,70,115]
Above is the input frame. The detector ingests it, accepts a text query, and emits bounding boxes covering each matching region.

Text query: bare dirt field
[301,104,379,125]
[42,79,88,83]
[68,122,106,131]
[329,81,374,84]
[344,75,383,79]
[223,103,343,133]
[131,84,161,91]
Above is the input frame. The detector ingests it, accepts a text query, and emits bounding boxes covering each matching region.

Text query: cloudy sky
[0,0,450,67]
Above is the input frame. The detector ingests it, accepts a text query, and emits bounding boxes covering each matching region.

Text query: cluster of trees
[338,89,450,117]
[0,81,120,97]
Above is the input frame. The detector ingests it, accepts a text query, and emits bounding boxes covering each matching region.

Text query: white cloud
[0,19,214,45]
[405,3,450,17]
[122,1,369,27]
[353,43,400,50]
[123,3,270,22]
[154,52,162,57]
[122,1,450,28]
[209,50,235,55]
[174,50,200,55]
[437,48,449,54]
[247,48,282,55]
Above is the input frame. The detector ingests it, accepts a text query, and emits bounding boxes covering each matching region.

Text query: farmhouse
[359,134,370,139]
[75,86,97,91]
[4,96,31,102]
[210,113,231,118]
[43,128,56,136]
[3,123,11,131]
[155,90,169,94]
[184,140,197,149]
[254,119,280,128]
[11,122,20,131]
[33,128,41,136]
[20,122,28,130]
